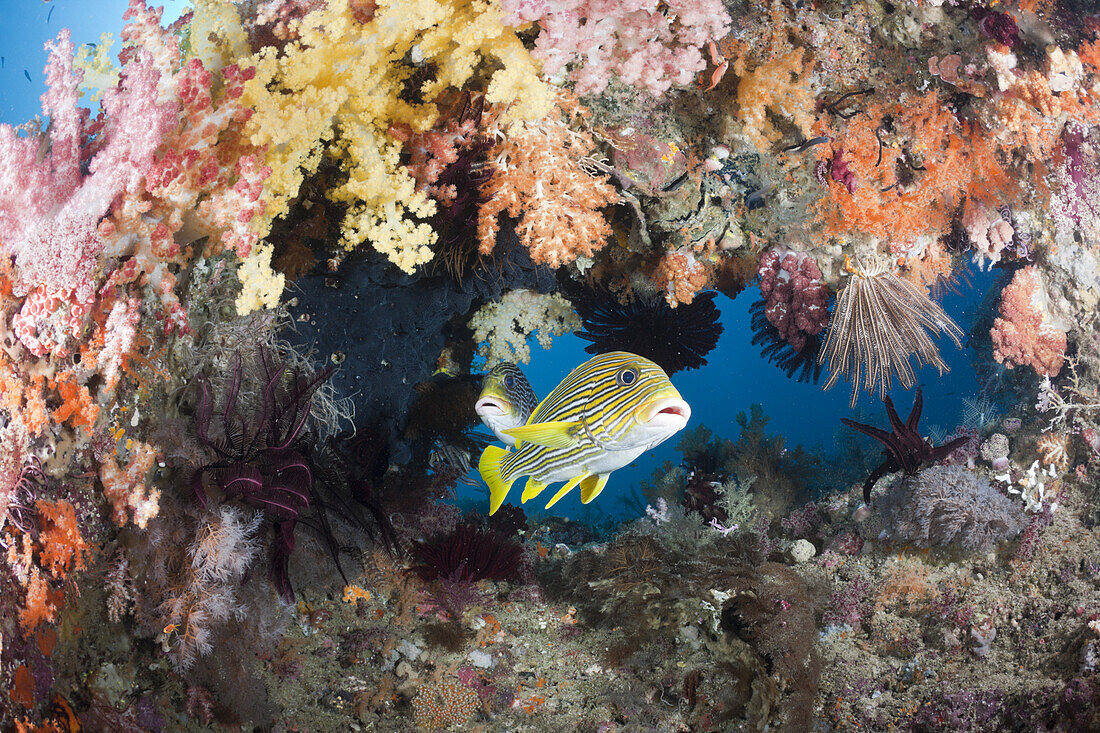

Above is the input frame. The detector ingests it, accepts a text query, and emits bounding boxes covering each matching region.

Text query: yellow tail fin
[479,445,515,515]
[521,477,549,504]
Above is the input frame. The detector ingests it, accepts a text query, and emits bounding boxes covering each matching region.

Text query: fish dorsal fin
[580,473,610,504]
[503,421,582,449]
[544,473,589,509]
[521,477,549,503]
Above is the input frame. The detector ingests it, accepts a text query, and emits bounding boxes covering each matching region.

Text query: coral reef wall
[1,0,1100,730]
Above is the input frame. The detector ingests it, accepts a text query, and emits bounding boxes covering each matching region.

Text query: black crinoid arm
[565,282,724,375]
[841,388,970,503]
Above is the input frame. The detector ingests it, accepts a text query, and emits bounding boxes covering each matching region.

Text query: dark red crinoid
[408,524,523,583]
[190,349,334,600]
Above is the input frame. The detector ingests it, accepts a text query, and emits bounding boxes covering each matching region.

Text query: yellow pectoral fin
[544,473,589,510]
[521,477,549,503]
[479,445,516,515]
[580,473,610,504]
[502,421,582,449]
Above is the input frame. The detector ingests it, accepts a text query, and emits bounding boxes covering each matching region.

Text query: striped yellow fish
[478,351,691,514]
[475,363,539,446]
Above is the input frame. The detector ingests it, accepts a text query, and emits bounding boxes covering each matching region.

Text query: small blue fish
[475,363,539,446]
[479,352,690,514]
[25,70,32,82]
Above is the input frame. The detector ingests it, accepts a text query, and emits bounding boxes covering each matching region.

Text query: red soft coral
[757,249,829,350]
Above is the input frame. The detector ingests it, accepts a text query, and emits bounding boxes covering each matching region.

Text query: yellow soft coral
[188,0,252,74]
[235,244,286,316]
[469,290,581,366]
[735,48,816,152]
[74,33,119,102]
[242,0,553,273]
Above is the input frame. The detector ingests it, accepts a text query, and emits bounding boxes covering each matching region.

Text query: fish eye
[504,375,515,388]
[616,367,638,386]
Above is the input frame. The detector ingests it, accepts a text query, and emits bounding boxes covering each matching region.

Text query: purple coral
[829,149,857,193]
[823,575,871,627]
[757,249,830,351]
[877,465,1025,551]
[972,7,1019,47]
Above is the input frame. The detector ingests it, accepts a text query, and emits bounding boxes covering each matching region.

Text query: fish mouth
[639,397,691,429]
[475,396,510,417]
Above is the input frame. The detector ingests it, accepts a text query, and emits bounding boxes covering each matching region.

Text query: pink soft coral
[990,266,1067,377]
[502,0,731,96]
[757,249,829,350]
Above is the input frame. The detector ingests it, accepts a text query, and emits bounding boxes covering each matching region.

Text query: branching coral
[734,48,816,152]
[877,465,1024,550]
[502,0,730,96]
[814,92,1017,250]
[242,0,553,275]
[469,289,580,367]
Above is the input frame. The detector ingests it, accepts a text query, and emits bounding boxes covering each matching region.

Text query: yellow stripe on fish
[478,352,691,514]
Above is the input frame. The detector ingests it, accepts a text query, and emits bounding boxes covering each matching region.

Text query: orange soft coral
[99,441,160,529]
[990,266,1067,377]
[18,570,59,630]
[50,373,99,434]
[477,99,618,268]
[6,500,87,631]
[734,47,816,152]
[37,499,89,579]
[814,92,1017,250]
[652,248,712,307]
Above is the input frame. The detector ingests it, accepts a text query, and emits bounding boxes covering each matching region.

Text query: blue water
[0,0,187,124]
